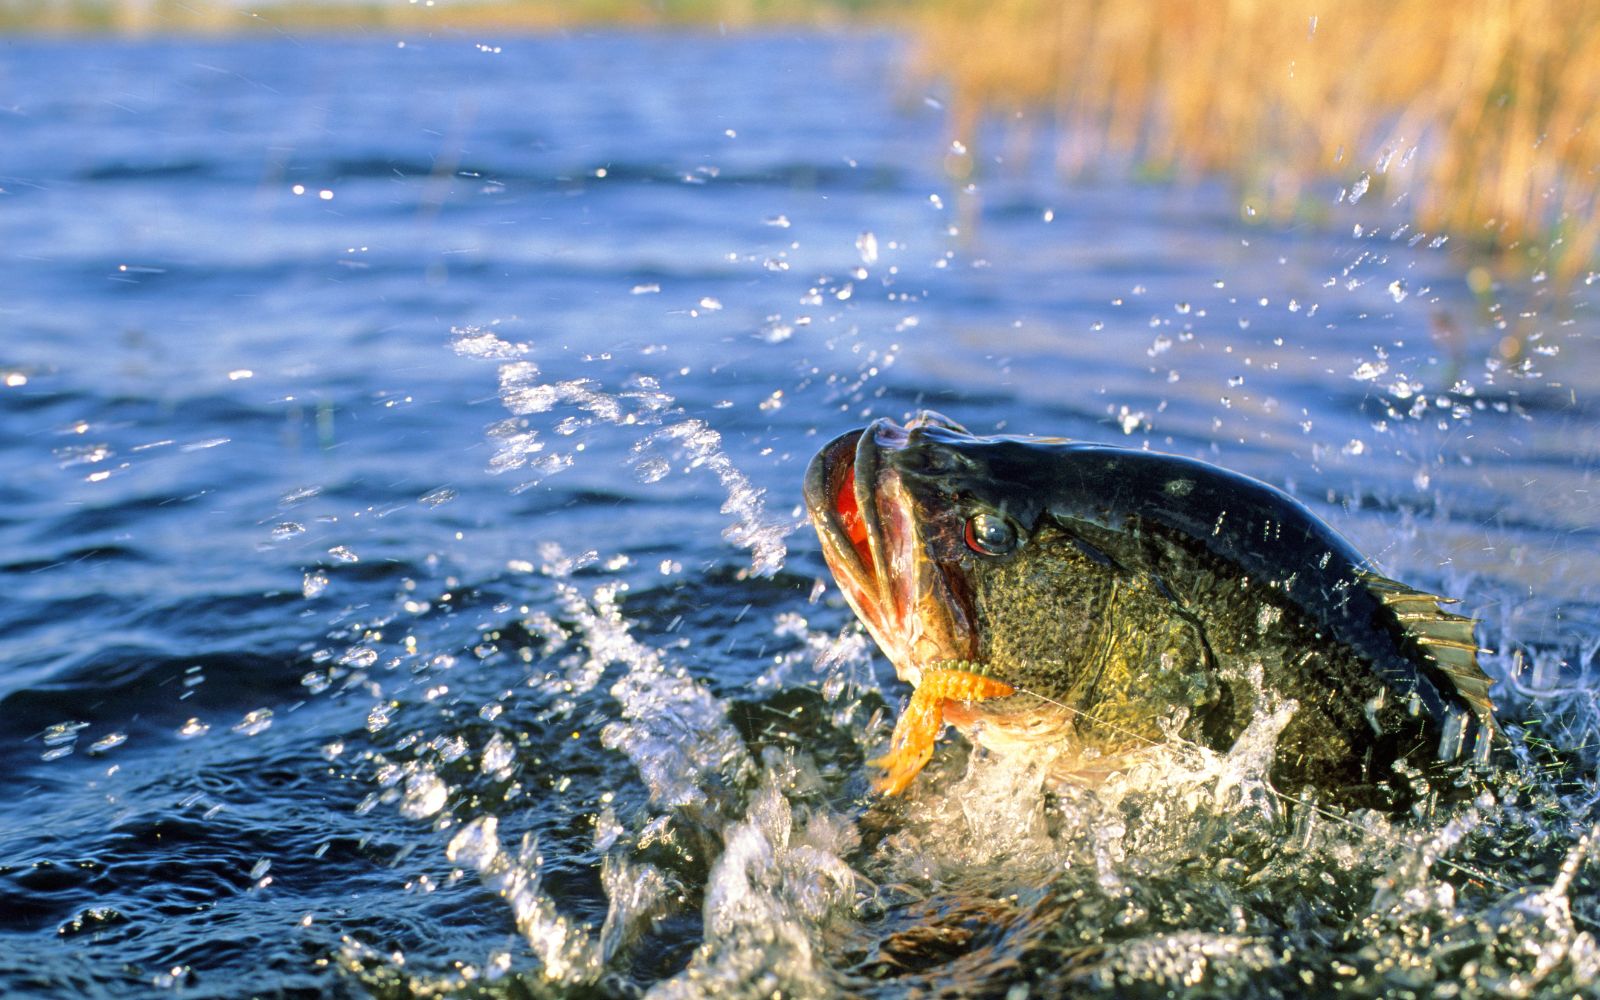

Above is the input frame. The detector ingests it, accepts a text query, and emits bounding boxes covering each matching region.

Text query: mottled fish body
[803,412,1495,809]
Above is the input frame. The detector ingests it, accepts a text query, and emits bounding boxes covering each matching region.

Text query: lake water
[1,30,1598,999]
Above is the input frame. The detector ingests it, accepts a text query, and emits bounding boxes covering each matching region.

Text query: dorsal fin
[1359,572,1496,747]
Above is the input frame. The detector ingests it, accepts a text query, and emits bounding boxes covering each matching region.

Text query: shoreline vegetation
[910,0,1600,283]
[6,0,1597,281]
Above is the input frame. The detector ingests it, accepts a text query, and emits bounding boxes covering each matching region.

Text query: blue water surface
[1,29,1598,999]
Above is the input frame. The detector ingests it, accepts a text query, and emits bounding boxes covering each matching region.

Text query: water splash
[445,816,604,984]
[631,420,787,577]
[650,778,856,1000]
[559,575,752,812]
[451,326,789,576]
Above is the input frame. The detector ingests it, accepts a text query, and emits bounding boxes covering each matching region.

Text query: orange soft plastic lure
[871,664,1014,795]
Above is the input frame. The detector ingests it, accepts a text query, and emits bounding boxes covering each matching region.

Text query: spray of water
[452,326,789,577]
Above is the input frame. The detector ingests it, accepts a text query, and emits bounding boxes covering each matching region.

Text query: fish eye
[963,512,1017,556]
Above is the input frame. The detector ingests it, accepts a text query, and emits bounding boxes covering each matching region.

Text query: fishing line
[1007,684,1516,893]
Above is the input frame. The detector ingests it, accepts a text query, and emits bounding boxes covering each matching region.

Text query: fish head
[803,411,1061,691]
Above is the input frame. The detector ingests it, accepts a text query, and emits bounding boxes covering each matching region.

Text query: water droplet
[855,231,879,266]
[366,703,394,733]
[340,646,378,668]
[302,572,329,598]
[88,733,127,754]
[450,327,526,359]
[446,815,501,869]
[177,718,210,739]
[482,733,514,777]
[232,709,274,737]
[633,456,671,483]
[42,721,89,747]
[400,770,448,819]
[419,487,456,508]
[1349,172,1371,204]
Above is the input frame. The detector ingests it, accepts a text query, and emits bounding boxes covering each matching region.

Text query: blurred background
[6,0,1599,286]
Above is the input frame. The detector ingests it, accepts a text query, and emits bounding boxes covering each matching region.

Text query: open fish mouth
[802,412,977,687]
[806,412,1021,793]
[803,424,905,671]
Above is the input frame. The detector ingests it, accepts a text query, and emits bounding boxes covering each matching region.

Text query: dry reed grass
[912,0,1600,279]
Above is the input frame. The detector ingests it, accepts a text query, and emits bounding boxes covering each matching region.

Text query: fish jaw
[803,427,907,671]
[803,419,976,688]
[806,417,1021,794]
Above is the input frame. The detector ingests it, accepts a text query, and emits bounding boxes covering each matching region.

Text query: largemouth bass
[803,412,1496,810]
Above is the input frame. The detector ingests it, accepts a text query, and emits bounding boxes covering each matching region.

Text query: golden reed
[911,0,1600,278]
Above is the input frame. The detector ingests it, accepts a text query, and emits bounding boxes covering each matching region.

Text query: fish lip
[802,424,899,655]
[804,414,979,686]
[801,427,867,580]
